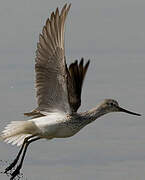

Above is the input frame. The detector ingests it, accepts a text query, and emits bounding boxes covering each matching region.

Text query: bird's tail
[0,121,38,146]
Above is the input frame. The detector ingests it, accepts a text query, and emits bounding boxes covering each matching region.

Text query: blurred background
[0,0,144,180]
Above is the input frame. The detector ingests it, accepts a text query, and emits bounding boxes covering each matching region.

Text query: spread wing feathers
[24,58,90,117]
[66,58,90,112]
[34,4,71,113]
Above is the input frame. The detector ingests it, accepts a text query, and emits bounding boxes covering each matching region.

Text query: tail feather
[11,135,24,145]
[0,120,38,146]
[12,135,30,146]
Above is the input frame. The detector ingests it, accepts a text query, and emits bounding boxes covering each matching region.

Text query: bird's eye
[110,102,114,106]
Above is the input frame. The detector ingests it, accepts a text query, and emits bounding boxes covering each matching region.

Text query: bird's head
[100,99,141,116]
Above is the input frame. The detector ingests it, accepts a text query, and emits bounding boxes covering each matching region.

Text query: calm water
[0,0,145,180]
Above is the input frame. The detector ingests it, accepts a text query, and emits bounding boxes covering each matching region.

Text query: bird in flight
[0,4,141,180]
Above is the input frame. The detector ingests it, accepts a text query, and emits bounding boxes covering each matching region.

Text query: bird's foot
[10,165,21,180]
[4,159,18,174]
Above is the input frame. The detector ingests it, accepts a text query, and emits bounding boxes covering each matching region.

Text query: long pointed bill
[118,107,141,116]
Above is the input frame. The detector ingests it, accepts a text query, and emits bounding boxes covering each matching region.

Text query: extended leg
[4,135,35,174]
[10,136,40,180]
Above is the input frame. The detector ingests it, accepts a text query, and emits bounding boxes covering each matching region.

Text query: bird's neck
[81,105,108,125]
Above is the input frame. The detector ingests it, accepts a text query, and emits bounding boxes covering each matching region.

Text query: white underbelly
[31,113,76,139]
[40,122,76,138]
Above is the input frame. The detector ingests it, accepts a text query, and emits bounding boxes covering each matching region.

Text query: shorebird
[0,4,141,180]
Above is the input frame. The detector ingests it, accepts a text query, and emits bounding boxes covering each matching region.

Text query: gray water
[0,0,145,180]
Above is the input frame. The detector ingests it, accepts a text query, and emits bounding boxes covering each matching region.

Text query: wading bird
[0,4,141,180]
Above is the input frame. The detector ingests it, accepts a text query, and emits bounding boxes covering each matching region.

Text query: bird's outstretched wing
[24,4,90,118]
[24,58,90,117]
[66,58,90,112]
[25,4,71,116]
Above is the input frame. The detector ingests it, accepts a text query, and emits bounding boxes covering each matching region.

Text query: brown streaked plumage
[0,4,141,180]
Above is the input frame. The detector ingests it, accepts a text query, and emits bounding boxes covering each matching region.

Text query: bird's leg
[10,137,40,180]
[4,135,35,174]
